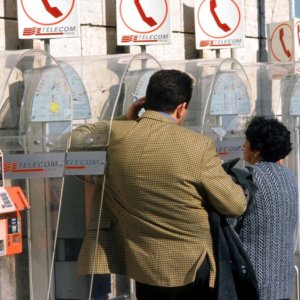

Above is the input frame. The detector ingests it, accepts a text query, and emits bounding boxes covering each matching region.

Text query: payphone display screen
[29,67,72,122]
[58,62,91,120]
[210,71,250,115]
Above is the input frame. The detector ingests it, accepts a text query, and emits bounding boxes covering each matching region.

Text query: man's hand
[126,97,146,120]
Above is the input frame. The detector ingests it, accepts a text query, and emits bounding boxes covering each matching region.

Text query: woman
[240,116,298,300]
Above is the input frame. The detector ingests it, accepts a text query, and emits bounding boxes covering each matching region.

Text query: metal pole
[294,114,300,300]
[294,116,300,253]
[231,48,238,59]
[295,265,299,300]
[290,0,295,19]
[140,45,146,53]
[44,39,50,54]
[44,39,51,66]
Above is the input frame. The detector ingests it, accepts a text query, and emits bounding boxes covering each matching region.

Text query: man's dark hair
[245,116,292,162]
[144,69,194,113]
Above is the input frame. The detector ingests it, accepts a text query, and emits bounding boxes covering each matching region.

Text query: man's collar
[158,112,176,122]
[139,110,176,124]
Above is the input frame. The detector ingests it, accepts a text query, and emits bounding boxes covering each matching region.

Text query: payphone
[0,49,161,300]
[0,186,30,256]
[0,49,74,300]
[99,52,161,300]
[280,69,300,252]
[18,50,70,300]
[122,56,253,162]
[199,58,252,163]
[0,150,30,257]
[262,63,300,300]
[235,61,300,300]
[117,52,162,116]
[123,68,157,115]
[161,58,252,162]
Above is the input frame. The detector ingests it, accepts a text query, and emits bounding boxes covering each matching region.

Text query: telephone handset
[41,0,63,18]
[134,0,157,27]
[210,0,231,32]
[279,27,291,59]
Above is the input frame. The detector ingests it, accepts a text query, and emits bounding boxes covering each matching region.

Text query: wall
[0,0,291,62]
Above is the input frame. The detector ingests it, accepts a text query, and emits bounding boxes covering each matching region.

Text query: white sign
[295,19,300,61]
[216,139,244,161]
[268,19,300,62]
[268,22,294,62]
[17,0,80,39]
[117,0,171,45]
[195,0,245,49]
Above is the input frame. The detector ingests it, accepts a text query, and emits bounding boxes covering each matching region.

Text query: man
[72,69,247,300]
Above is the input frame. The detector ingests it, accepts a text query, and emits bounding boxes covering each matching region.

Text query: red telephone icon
[210,0,231,32]
[134,0,157,27]
[41,0,63,18]
[279,27,291,58]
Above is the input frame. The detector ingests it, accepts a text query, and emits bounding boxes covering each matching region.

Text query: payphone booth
[122,57,253,161]
[158,58,300,299]
[230,61,300,300]
[0,49,163,300]
[160,58,253,163]
[55,52,162,300]
[279,65,300,256]
[255,62,300,300]
[277,65,300,183]
[198,58,252,163]
[0,49,74,300]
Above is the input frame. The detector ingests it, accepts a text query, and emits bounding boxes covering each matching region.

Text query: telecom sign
[296,20,300,61]
[17,0,80,39]
[195,0,245,49]
[117,0,171,45]
[269,22,293,62]
[268,19,300,62]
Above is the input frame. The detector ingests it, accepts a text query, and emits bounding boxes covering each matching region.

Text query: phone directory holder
[0,149,30,256]
[202,58,252,162]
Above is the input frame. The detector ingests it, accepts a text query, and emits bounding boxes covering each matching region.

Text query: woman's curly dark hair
[245,116,292,162]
